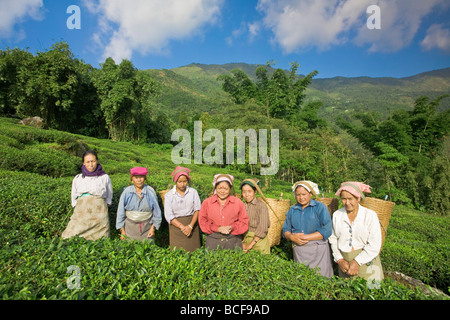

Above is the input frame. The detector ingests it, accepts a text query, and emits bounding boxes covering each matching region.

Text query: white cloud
[0,0,44,40]
[353,0,446,53]
[85,0,224,63]
[421,24,450,54]
[256,0,447,53]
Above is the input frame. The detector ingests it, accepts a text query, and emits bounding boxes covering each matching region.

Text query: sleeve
[163,191,175,223]
[316,203,332,240]
[282,208,293,238]
[328,213,343,262]
[148,187,162,230]
[105,175,113,206]
[115,189,127,230]
[71,176,78,208]
[230,200,249,235]
[192,189,202,212]
[198,198,219,234]
[254,200,270,239]
[354,210,382,265]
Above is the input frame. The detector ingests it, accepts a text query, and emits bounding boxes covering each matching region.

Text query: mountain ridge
[143,63,450,122]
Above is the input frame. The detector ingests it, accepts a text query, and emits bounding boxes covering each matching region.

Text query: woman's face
[241,184,256,203]
[83,154,98,172]
[340,190,360,213]
[176,175,189,192]
[132,175,145,189]
[295,186,312,207]
[215,181,231,200]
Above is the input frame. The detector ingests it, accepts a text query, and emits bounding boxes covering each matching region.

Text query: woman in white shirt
[329,182,384,281]
[62,150,113,240]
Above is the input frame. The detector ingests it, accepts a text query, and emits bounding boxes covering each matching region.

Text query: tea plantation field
[0,117,448,300]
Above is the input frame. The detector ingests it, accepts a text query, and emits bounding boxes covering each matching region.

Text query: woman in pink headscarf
[329,182,384,281]
[199,174,249,250]
[164,166,202,252]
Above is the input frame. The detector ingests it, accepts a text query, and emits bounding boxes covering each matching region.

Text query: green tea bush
[380,207,450,294]
[0,237,437,300]
[1,117,448,300]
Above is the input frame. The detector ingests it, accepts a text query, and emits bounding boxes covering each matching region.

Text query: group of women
[62,150,384,282]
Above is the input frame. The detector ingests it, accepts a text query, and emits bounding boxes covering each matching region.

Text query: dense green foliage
[0,42,166,143]
[0,118,448,300]
[337,95,450,214]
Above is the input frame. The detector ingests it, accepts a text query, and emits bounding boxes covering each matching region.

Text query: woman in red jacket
[199,174,249,250]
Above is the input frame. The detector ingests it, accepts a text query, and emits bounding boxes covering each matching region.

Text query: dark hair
[82,150,98,162]
[240,183,256,192]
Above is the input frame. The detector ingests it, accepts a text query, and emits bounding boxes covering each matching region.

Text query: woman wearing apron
[62,150,113,240]
[282,181,333,278]
[116,167,162,241]
[329,182,384,281]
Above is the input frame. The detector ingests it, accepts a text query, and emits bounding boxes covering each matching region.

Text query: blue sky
[1,0,449,79]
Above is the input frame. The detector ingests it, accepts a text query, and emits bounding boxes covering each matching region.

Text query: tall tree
[217,61,318,126]
[92,58,160,141]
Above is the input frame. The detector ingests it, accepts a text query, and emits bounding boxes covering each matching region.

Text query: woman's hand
[147,225,155,239]
[346,259,360,276]
[180,224,193,237]
[217,225,232,235]
[120,228,126,240]
[286,232,309,246]
[337,259,350,274]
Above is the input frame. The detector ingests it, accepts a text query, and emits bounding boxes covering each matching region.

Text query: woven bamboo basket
[263,197,291,247]
[158,189,170,205]
[316,197,339,216]
[360,197,395,252]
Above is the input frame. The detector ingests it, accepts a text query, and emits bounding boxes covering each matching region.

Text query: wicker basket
[317,197,339,216]
[360,197,395,252]
[264,197,291,247]
[158,189,170,205]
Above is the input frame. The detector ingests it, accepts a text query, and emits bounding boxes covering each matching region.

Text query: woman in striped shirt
[240,178,271,254]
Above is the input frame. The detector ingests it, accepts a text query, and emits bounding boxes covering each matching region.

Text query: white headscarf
[292,181,320,197]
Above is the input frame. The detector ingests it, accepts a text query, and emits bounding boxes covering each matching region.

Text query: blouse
[71,173,113,207]
[245,197,270,239]
[198,195,249,236]
[328,204,382,265]
[115,184,162,230]
[282,199,332,240]
[164,186,202,223]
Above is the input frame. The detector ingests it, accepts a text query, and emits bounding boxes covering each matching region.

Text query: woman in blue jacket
[282,181,333,278]
[116,167,162,241]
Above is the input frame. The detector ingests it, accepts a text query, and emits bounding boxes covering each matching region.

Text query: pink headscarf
[171,166,191,182]
[335,181,372,200]
[130,167,148,176]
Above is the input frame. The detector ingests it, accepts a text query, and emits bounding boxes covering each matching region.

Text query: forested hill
[145,63,450,121]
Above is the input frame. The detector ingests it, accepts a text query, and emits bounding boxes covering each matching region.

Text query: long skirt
[124,218,154,242]
[168,215,201,252]
[338,248,384,281]
[292,240,333,278]
[242,231,270,254]
[205,232,243,251]
[62,195,109,240]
